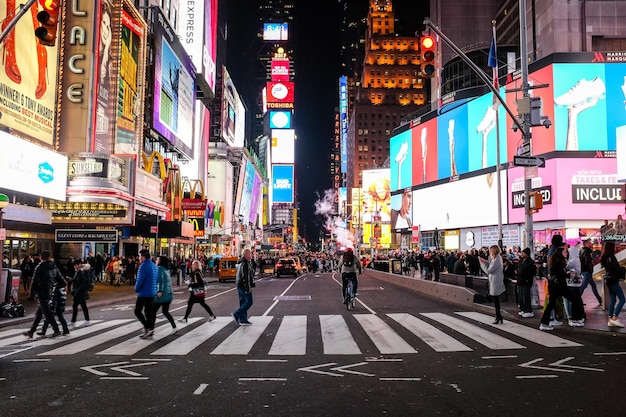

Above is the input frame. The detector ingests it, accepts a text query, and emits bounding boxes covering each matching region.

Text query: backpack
[343,255,354,268]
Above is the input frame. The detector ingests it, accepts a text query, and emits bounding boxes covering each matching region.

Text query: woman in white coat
[480,245,506,324]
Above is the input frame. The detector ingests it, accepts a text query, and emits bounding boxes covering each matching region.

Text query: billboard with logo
[0,2,60,145]
[272,164,294,204]
[152,10,196,158]
[271,129,295,164]
[206,159,233,232]
[221,67,246,147]
[266,81,295,105]
[271,58,290,82]
[263,23,288,41]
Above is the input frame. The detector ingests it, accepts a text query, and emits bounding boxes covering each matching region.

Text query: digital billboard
[269,110,292,129]
[390,190,412,231]
[272,164,294,204]
[466,92,508,173]
[271,129,295,164]
[249,174,262,225]
[152,10,196,158]
[412,171,508,230]
[390,129,412,191]
[266,81,295,104]
[361,169,391,223]
[221,67,246,147]
[271,58,290,82]
[205,159,233,232]
[238,161,256,223]
[508,157,621,224]
[263,23,289,41]
[437,104,469,178]
[340,76,348,173]
[410,117,439,185]
[0,1,59,145]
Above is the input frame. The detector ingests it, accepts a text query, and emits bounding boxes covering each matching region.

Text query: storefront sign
[512,185,552,209]
[3,203,52,225]
[53,208,127,219]
[135,169,163,203]
[67,153,127,188]
[55,229,118,243]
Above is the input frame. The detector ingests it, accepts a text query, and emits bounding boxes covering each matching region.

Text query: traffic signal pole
[0,0,38,45]
[424,5,536,254]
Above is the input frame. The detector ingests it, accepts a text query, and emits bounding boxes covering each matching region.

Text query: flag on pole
[487,25,498,89]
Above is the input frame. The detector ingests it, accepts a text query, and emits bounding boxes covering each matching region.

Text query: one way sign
[513,156,545,167]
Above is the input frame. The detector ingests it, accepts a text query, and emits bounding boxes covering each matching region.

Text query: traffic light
[420,35,436,78]
[528,191,543,214]
[35,0,61,47]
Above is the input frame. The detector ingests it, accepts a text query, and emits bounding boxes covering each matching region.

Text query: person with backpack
[338,248,362,304]
[579,239,602,306]
[69,259,91,328]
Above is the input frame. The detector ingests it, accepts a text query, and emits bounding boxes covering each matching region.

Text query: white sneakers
[554,77,606,107]
[521,312,534,318]
[539,323,554,331]
[608,318,624,327]
[568,319,584,327]
[477,106,496,134]
[549,319,563,327]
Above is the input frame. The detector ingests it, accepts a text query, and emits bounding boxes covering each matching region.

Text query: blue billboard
[339,76,348,174]
[269,110,292,129]
[272,164,294,204]
[437,105,469,179]
[390,129,412,192]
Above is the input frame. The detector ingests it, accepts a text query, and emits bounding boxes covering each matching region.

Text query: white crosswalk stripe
[0,312,584,357]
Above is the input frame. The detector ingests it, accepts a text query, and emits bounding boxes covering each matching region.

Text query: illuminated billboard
[237,161,256,223]
[339,76,348,173]
[152,10,196,158]
[437,105,469,178]
[271,58,290,82]
[272,164,294,204]
[271,129,295,164]
[410,118,438,185]
[390,129,412,191]
[390,190,412,231]
[269,110,292,129]
[263,23,289,41]
[361,169,391,223]
[205,159,233,232]
[266,81,295,104]
[249,174,262,225]
[221,67,246,147]
[0,1,60,145]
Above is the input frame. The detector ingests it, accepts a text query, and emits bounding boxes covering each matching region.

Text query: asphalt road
[1,272,625,416]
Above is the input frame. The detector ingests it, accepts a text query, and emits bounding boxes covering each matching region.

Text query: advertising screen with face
[390,129,412,192]
[361,169,391,223]
[390,190,413,232]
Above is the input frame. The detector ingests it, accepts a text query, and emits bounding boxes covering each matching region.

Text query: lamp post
[0,193,9,282]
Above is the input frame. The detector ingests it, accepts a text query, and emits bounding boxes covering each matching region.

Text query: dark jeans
[42,310,69,334]
[153,302,176,328]
[493,294,502,320]
[71,299,90,322]
[183,293,215,319]
[30,298,60,335]
[580,271,602,303]
[518,284,532,313]
[541,282,584,324]
[233,288,253,323]
[341,272,358,300]
[134,296,154,330]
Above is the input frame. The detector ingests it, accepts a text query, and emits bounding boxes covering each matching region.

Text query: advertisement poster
[153,10,196,158]
[604,62,626,151]
[94,0,117,153]
[390,129,412,191]
[204,0,218,94]
[238,161,256,223]
[361,169,391,223]
[0,2,59,145]
[437,105,469,179]
[221,67,245,148]
[116,8,145,154]
[339,76,348,173]
[205,159,233,232]
[390,190,412,231]
[271,129,295,164]
[272,164,294,204]
[466,92,508,172]
[411,118,439,185]
[249,174,262,225]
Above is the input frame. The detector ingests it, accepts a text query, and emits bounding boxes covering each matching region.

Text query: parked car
[276,258,298,277]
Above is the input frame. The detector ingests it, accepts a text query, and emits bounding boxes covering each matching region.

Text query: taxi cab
[217,257,239,282]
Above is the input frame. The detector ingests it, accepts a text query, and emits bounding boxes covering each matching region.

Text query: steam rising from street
[314,189,355,250]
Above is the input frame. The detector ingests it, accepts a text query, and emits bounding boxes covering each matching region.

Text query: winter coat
[31,260,63,300]
[135,259,158,297]
[72,264,91,303]
[516,257,536,286]
[338,253,362,274]
[154,266,174,304]
[50,277,68,313]
[235,259,255,293]
[486,255,505,296]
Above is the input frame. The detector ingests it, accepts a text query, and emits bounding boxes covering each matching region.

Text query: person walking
[579,240,602,306]
[69,259,91,327]
[153,256,177,333]
[134,250,158,338]
[539,245,585,331]
[601,241,626,327]
[479,245,505,324]
[516,248,536,318]
[338,248,362,304]
[38,273,70,336]
[179,260,216,323]
[232,249,255,325]
[563,245,585,327]
[23,251,62,338]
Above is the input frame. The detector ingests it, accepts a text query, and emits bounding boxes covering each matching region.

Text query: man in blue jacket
[134,249,158,338]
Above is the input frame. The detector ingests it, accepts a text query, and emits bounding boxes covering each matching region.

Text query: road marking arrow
[518,357,604,374]
[297,362,342,377]
[330,362,375,377]
[81,361,158,379]
[298,362,375,377]
[519,358,574,373]
[81,361,130,377]
[551,357,604,372]
[110,362,158,377]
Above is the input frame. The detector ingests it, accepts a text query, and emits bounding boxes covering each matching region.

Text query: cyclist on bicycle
[338,248,362,304]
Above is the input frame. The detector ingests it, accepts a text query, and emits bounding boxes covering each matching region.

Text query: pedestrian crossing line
[387,313,472,353]
[319,315,361,355]
[269,315,307,356]
[152,317,231,356]
[0,320,110,348]
[421,313,526,350]
[455,312,583,348]
[353,314,417,354]
[41,320,144,355]
[97,318,203,356]
[211,316,274,355]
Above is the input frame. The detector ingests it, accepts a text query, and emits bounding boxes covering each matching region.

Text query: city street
[1,272,625,416]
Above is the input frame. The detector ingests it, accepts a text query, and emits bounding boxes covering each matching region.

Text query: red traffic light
[35,0,60,47]
[421,36,434,50]
[420,35,436,79]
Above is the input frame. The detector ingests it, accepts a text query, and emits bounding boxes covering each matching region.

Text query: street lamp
[0,193,9,277]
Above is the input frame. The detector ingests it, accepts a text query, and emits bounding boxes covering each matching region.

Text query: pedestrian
[134,249,158,338]
[179,260,216,323]
[579,240,602,306]
[20,255,34,296]
[23,251,62,338]
[69,259,91,327]
[516,248,536,318]
[153,256,176,333]
[232,248,255,325]
[601,241,626,327]
[39,272,70,336]
[539,245,585,331]
[563,245,585,327]
[479,245,505,324]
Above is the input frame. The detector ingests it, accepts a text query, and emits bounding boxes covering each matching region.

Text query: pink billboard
[508,157,621,223]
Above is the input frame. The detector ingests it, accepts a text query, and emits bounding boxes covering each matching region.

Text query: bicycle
[345,276,356,310]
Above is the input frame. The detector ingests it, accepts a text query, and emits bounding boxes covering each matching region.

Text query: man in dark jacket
[579,240,602,305]
[23,250,62,338]
[516,247,537,318]
[233,248,255,325]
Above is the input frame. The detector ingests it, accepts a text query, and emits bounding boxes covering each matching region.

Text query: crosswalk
[0,312,582,358]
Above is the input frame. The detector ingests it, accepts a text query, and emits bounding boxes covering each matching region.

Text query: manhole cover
[273,295,312,301]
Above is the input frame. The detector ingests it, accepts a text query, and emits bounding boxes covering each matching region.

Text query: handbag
[192,287,205,298]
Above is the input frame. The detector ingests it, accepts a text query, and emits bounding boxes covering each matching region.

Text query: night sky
[225,1,427,244]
